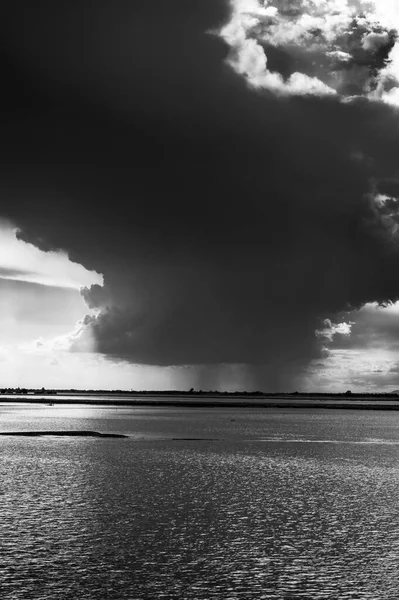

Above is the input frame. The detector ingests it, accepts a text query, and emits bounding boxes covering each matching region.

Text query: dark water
[2,405,399,598]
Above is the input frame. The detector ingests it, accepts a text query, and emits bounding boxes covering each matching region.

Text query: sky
[2,0,399,391]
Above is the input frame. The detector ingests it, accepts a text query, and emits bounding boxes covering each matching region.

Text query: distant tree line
[0,387,56,395]
[0,387,399,398]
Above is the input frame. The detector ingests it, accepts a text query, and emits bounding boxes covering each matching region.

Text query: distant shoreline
[2,390,399,399]
[2,390,399,397]
[2,393,399,410]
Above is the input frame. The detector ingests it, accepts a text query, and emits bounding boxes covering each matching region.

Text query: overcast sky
[2,0,399,391]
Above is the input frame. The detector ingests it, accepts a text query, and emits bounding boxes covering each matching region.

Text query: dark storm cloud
[2,0,399,389]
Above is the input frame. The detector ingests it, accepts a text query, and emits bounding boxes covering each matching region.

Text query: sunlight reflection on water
[1,407,399,598]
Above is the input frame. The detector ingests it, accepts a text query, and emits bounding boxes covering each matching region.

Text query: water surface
[1,405,399,599]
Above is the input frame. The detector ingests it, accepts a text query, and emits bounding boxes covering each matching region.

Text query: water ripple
[1,437,399,598]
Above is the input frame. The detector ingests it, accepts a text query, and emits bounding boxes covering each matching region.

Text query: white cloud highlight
[220,0,337,96]
[316,318,353,341]
[0,220,103,289]
[22,312,99,354]
[220,0,399,103]
[307,301,399,391]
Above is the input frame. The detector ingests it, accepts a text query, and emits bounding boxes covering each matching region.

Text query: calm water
[2,405,399,598]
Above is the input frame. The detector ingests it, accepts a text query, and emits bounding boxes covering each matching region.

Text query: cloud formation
[306,302,399,391]
[0,220,103,290]
[220,0,399,102]
[316,318,353,341]
[2,1,399,389]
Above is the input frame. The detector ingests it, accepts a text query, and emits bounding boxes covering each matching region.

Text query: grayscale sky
[2,0,399,391]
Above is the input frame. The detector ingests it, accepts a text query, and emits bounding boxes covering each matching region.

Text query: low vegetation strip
[0,431,128,438]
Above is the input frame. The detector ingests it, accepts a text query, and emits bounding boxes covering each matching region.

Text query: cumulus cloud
[322,302,399,351]
[220,0,399,100]
[362,31,390,53]
[30,313,99,354]
[316,318,353,341]
[220,0,337,95]
[305,301,399,391]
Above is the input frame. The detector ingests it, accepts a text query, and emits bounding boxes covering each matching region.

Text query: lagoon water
[2,404,399,599]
